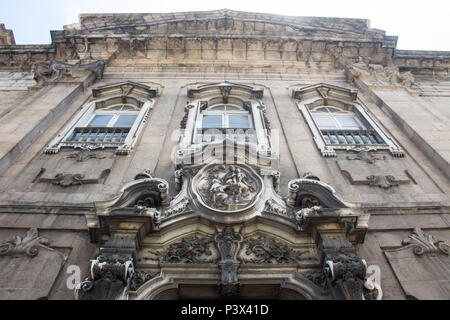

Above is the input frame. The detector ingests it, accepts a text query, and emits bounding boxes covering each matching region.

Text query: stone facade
[0,9,449,300]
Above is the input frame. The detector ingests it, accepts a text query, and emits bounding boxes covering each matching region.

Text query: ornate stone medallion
[192,164,263,213]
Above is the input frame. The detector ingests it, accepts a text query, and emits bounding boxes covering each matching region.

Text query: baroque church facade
[0,9,448,300]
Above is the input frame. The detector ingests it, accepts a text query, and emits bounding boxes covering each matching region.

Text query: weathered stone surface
[0,9,448,301]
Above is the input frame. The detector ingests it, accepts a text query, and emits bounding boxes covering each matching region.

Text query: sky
[0,0,449,51]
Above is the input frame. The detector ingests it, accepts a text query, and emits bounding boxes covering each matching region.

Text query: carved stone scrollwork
[134,170,153,180]
[302,172,320,181]
[363,266,383,300]
[264,199,290,219]
[65,150,106,162]
[162,237,216,264]
[180,104,194,129]
[91,254,134,282]
[129,271,158,292]
[400,227,449,256]
[163,198,190,219]
[366,175,400,189]
[345,146,386,164]
[258,104,271,135]
[295,206,322,230]
[75,253,134,300]
[220,85,232,104]
[0,227,52,258]
[174,169,184,191]
[347,61,419,90]
[52,173,86,187]
[304,270,327,289]
[241,236,299,264]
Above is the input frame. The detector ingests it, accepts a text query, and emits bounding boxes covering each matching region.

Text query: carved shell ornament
[191,164,263,213]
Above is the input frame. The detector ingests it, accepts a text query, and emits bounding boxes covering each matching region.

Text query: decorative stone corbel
[214,226,244,297]
[75,253,135,300]
[318,233,379,300]
[323,252,368,300]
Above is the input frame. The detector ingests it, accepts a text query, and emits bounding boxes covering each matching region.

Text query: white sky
[1,0,449,51]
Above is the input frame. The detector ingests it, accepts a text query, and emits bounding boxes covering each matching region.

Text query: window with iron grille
[294,83,404,158]
[310,106,386,146]
[45,81,156,155]
[65,104,139,144]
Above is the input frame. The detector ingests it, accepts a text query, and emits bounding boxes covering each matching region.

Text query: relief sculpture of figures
[195,164,261,212]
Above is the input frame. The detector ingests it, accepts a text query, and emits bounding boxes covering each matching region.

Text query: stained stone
[0,9,449,301]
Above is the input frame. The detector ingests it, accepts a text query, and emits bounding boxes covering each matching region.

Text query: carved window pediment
[94,173,170,214]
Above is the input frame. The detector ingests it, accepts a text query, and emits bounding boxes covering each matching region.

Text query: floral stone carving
[241,236,300,264]
[192,164,263,213]
[162,236,217,264]
[400,227,449,256]
[0,227,52,258]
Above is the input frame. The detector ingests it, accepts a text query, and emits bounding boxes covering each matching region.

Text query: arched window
[45,81,157,155]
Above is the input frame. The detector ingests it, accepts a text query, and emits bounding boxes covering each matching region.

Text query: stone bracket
[317,232,381,300]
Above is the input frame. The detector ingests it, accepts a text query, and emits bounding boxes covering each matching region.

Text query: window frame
[45,85,156,155]
[294,84,404,157]
[177,82,274,166]
[200,104,253,130]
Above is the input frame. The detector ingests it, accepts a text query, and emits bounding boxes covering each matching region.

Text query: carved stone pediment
[94,173,169,214]
[191,163,264,213]
[287,178,352,209]
[187,81,264,100]
[85,172,170,244]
